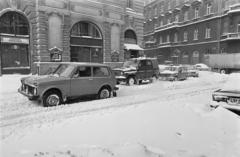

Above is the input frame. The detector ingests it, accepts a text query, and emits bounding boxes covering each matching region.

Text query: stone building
[143,0,240,64]
[0,0,144,75]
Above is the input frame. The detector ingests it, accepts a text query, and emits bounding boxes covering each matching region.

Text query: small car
[18,62,118,107]
[183,65,199,77]
[159,65,188,81]
[113,57,160,85]
[212,89,240,111]
[194,63,210,71]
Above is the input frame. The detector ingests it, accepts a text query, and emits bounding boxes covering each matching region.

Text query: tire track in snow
[1,84,218,140]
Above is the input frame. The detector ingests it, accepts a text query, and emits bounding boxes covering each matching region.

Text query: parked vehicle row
[18,58,204,107]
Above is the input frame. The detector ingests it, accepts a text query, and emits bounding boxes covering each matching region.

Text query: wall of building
[0,0,144,75]
[143,0,240,65]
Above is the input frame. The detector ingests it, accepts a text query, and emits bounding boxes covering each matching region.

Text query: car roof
[130,57,158,61]
[39,62,110,67]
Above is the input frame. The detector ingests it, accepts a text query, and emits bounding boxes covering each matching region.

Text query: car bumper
[211,101,240,111]
[115,76,127,83]
[159,76,175,81]
[18,88,39,99]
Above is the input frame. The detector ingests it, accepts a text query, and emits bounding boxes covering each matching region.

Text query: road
[0,71,228,140]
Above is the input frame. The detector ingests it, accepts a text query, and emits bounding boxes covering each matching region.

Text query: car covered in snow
[159,65,188,81]
[183,65,199,77]
[194,63,210,71]
[113,57,160,85]
[18,62,118,107]
[212,89,240,111]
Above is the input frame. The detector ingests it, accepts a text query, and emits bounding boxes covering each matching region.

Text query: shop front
[0,11,30,74]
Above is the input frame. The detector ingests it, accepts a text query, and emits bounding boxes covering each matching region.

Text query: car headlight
[212,94,228,101]
[33,88,37,95]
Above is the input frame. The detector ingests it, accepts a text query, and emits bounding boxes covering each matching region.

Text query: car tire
[127,77,136,86]
[220,69,226,74]
[98,87,111,99]
[42,90,62,107]
[150,75,158,83]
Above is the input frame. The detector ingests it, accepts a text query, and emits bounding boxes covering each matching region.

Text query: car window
[93,67,109,77]
[74,66,91,77]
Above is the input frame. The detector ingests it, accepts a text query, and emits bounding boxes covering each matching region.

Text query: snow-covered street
[1,71,240,157]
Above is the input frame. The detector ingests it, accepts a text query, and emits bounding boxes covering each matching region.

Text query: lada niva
[18,62,118,107]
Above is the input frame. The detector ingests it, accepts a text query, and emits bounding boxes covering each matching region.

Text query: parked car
[194,63,210,71]
[113,57,160,85]
[183,65,199,77]
[212,89,240,111]
[18,62,118,107]
[159,65,188,81]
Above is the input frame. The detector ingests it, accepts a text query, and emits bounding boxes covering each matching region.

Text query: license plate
[229,97,240,105]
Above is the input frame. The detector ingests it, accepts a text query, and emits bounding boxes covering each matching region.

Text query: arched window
[71,22,101,39]
[70,21,103,63]
[0,11,29,35]
[124,29,137,44]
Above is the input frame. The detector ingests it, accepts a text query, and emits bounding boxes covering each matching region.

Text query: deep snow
[0,71,240,157]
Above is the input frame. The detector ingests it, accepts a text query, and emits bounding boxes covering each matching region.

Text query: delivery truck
[208,53,240,74]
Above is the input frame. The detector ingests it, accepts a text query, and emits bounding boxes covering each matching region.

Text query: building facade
[0,0,144,75]
[143,0,240,64]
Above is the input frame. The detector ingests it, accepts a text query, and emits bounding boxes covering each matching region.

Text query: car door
[145,60,154,79]
[70,66,94,97]
[91,66,112,94]
[137,60,146,80]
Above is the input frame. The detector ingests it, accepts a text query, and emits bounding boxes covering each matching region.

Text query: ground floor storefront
[144,41,240,65]
[0,0,144,75]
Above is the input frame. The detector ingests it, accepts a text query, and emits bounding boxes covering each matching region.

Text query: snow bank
[1,72,240,157]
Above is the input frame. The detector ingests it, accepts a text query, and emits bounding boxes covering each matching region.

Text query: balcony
[228,4,240,14]
[221,33,240,41]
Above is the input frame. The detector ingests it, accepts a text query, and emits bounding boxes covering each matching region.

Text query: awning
[124,43,144,51]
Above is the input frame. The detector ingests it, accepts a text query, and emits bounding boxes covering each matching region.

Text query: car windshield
[165,66,178,71]
[123,60,138,68]
[52,64,75,77]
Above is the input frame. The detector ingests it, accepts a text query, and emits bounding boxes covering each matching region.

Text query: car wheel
[220,69,226,74]
[42,90,62,107]
[151,75,158,83]
[127,77,136,86]
[98,87,111,99]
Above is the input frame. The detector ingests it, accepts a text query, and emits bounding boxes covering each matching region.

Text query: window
[205,27,211,38]
[154,7,157,16]
[71,22,101,38]
[195,7,199,19]
[0,11,29,35]
[127,0,133,9]
[167,1,171,10]
[175,14,179,22]
[166,34,170,43]
[93,67,109,77]
[184,31,188,41]
[176,0,180,6]
[238,24,240,32]
[159,4,164,13]
[76,66,91,77]
[206,3,212,15]
[159,36,163,44]
[167,18,171,24]
[159,20,163,26]
[174,33,178,42]
[184,11,188,21]
[194,29,198,40]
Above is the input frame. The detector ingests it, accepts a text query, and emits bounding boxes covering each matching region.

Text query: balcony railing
[155,22,180,31]
[221,33,240,40]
